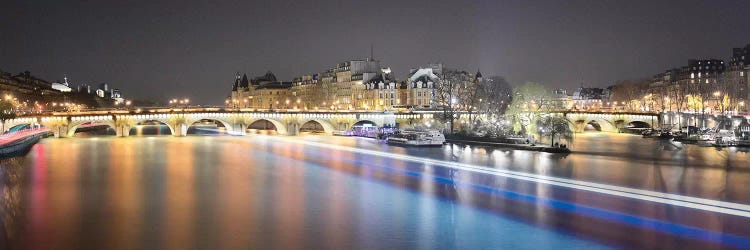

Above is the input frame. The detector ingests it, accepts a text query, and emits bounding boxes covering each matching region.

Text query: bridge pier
[287,122,299,136]
[52,126,69,138]
[232,123,246,135]
[115,125,131,137]
[173,123,188,137]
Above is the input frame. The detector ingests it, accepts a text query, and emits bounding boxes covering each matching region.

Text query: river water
[1,132,749,249]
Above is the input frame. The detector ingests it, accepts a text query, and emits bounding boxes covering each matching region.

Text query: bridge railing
[12,107,451,118]
[525,109,659,116]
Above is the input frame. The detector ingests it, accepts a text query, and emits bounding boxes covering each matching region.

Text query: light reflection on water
[379,132,750,204]
[0,133,748,249]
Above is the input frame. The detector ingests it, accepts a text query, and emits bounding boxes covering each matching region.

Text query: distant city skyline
[2,0,749,104]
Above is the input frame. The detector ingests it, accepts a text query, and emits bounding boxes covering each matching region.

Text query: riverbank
[445,137,571,153]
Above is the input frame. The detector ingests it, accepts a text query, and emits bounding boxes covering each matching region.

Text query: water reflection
[0,134,748,249]
[0,157,24,249]
[433,133,750,205]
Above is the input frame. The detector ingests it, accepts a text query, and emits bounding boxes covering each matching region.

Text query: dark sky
[2,0,749,104]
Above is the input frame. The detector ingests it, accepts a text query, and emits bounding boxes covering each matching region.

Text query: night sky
[2,0,749,104]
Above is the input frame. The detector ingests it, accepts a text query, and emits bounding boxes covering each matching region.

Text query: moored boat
[0,130,47,159]
[386,129,445,146]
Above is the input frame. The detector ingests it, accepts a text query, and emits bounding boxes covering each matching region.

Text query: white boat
[386,130,445,146]
[695,130,738,147]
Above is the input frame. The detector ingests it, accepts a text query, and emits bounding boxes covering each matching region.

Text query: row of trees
[609,72,747,114]
[422,67,573,145]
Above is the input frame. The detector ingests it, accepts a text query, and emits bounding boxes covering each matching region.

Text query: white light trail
[269,136,750,218]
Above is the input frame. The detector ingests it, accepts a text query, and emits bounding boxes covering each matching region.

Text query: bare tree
[478,76,512,118]
[609,79,649,111]
[457,74,482,130]
[432,69,484,133]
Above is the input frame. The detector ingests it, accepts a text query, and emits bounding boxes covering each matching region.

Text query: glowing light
[268,136,750,218]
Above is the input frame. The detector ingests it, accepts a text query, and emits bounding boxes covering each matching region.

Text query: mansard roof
[255,81,292,90]
[252,71,278,85]
[366,73,385,84]
[412,75,431,84]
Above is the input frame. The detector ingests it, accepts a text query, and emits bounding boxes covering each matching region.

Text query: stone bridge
[2,108,439,137]
[2,108,662,137]
[553,111,659,132]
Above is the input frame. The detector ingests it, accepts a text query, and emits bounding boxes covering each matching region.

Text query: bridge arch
[186,118,232,135]
[349,120,379,137]
[247,118,288,135]
[564,113,648,133]
[67,120,117,137]
[352,120,379,129]
[584,120,603,132]
[567,117,616,133]
[129,119,175,136]
[628,121,652,128]
[298,119,335,134]
[185,116,233,132]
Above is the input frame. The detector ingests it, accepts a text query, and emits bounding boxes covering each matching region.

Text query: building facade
[229,71,293,109]
[571,86,610,110]
[228,60,437,111]
[404,64,440,109]
[645,51,750,113]
[726,44,750,111]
